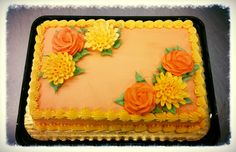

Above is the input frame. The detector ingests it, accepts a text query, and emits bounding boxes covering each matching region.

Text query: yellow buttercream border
[34,119,207,133]
[28,19,209,124]
[24,106,209,141]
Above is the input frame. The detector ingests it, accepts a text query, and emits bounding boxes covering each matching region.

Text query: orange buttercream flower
[124,83,156,115]
[52,27,84,56]
[162,50,194,76]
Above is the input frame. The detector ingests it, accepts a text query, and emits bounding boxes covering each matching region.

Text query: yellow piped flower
[41,52,75,85]
[84,21,119,52]
[154,72,189,110]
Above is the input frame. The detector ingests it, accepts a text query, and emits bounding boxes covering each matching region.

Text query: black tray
[16,15,220,146]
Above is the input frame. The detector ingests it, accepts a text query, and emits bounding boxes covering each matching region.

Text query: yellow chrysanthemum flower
[84,21,119,52]
[42,52,75,85]
[153,72,189,110]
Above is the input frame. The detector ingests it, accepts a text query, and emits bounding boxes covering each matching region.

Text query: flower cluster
[115,47,197,115]
[41,20,123,91]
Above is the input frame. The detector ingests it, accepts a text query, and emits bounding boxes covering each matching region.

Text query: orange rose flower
[124,83,156,115]
[52,28,84,56]
[162,50,194,76]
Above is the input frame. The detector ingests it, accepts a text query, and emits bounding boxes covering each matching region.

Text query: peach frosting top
[38,27,197,112]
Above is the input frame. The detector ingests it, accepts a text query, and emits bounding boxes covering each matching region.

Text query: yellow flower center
[84,21,119,52]
[153,72,189,110]
[41,52,75,85]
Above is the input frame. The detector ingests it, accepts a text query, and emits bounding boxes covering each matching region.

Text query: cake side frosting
[34,118,207,134]
[28,19,209,136]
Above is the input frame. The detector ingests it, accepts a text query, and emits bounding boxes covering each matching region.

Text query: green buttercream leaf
[169,106,176,114]
[77,28,88,34]
[81,48,90,56]
[38,72,43,78]
[190,64,200,75]
[163,105,176,114]
[135,72,146,83]
[73,55,80,62]
[175,45,185,50]
[165,48,174,54]
[182,76,191,82]
[152,73,158,85]
[50,81,62,92]
[70,25,75,29]
[184,97,192,104]
[101,49,113,56]
[175,45,180,50]
[157,64,166,73]
[115,93,125,106]
[162,106,168,111]
[182,73,191,81]
[113,39,121,49]
[194,64,200,69]
[165,45,185,54]
[182,64,199,81]
[74,66,85,76]
[152,106,163,113]
[73,49,90,62]
[117,29,122,38]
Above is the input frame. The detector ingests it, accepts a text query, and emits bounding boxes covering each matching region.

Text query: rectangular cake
[26,18,210,141]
